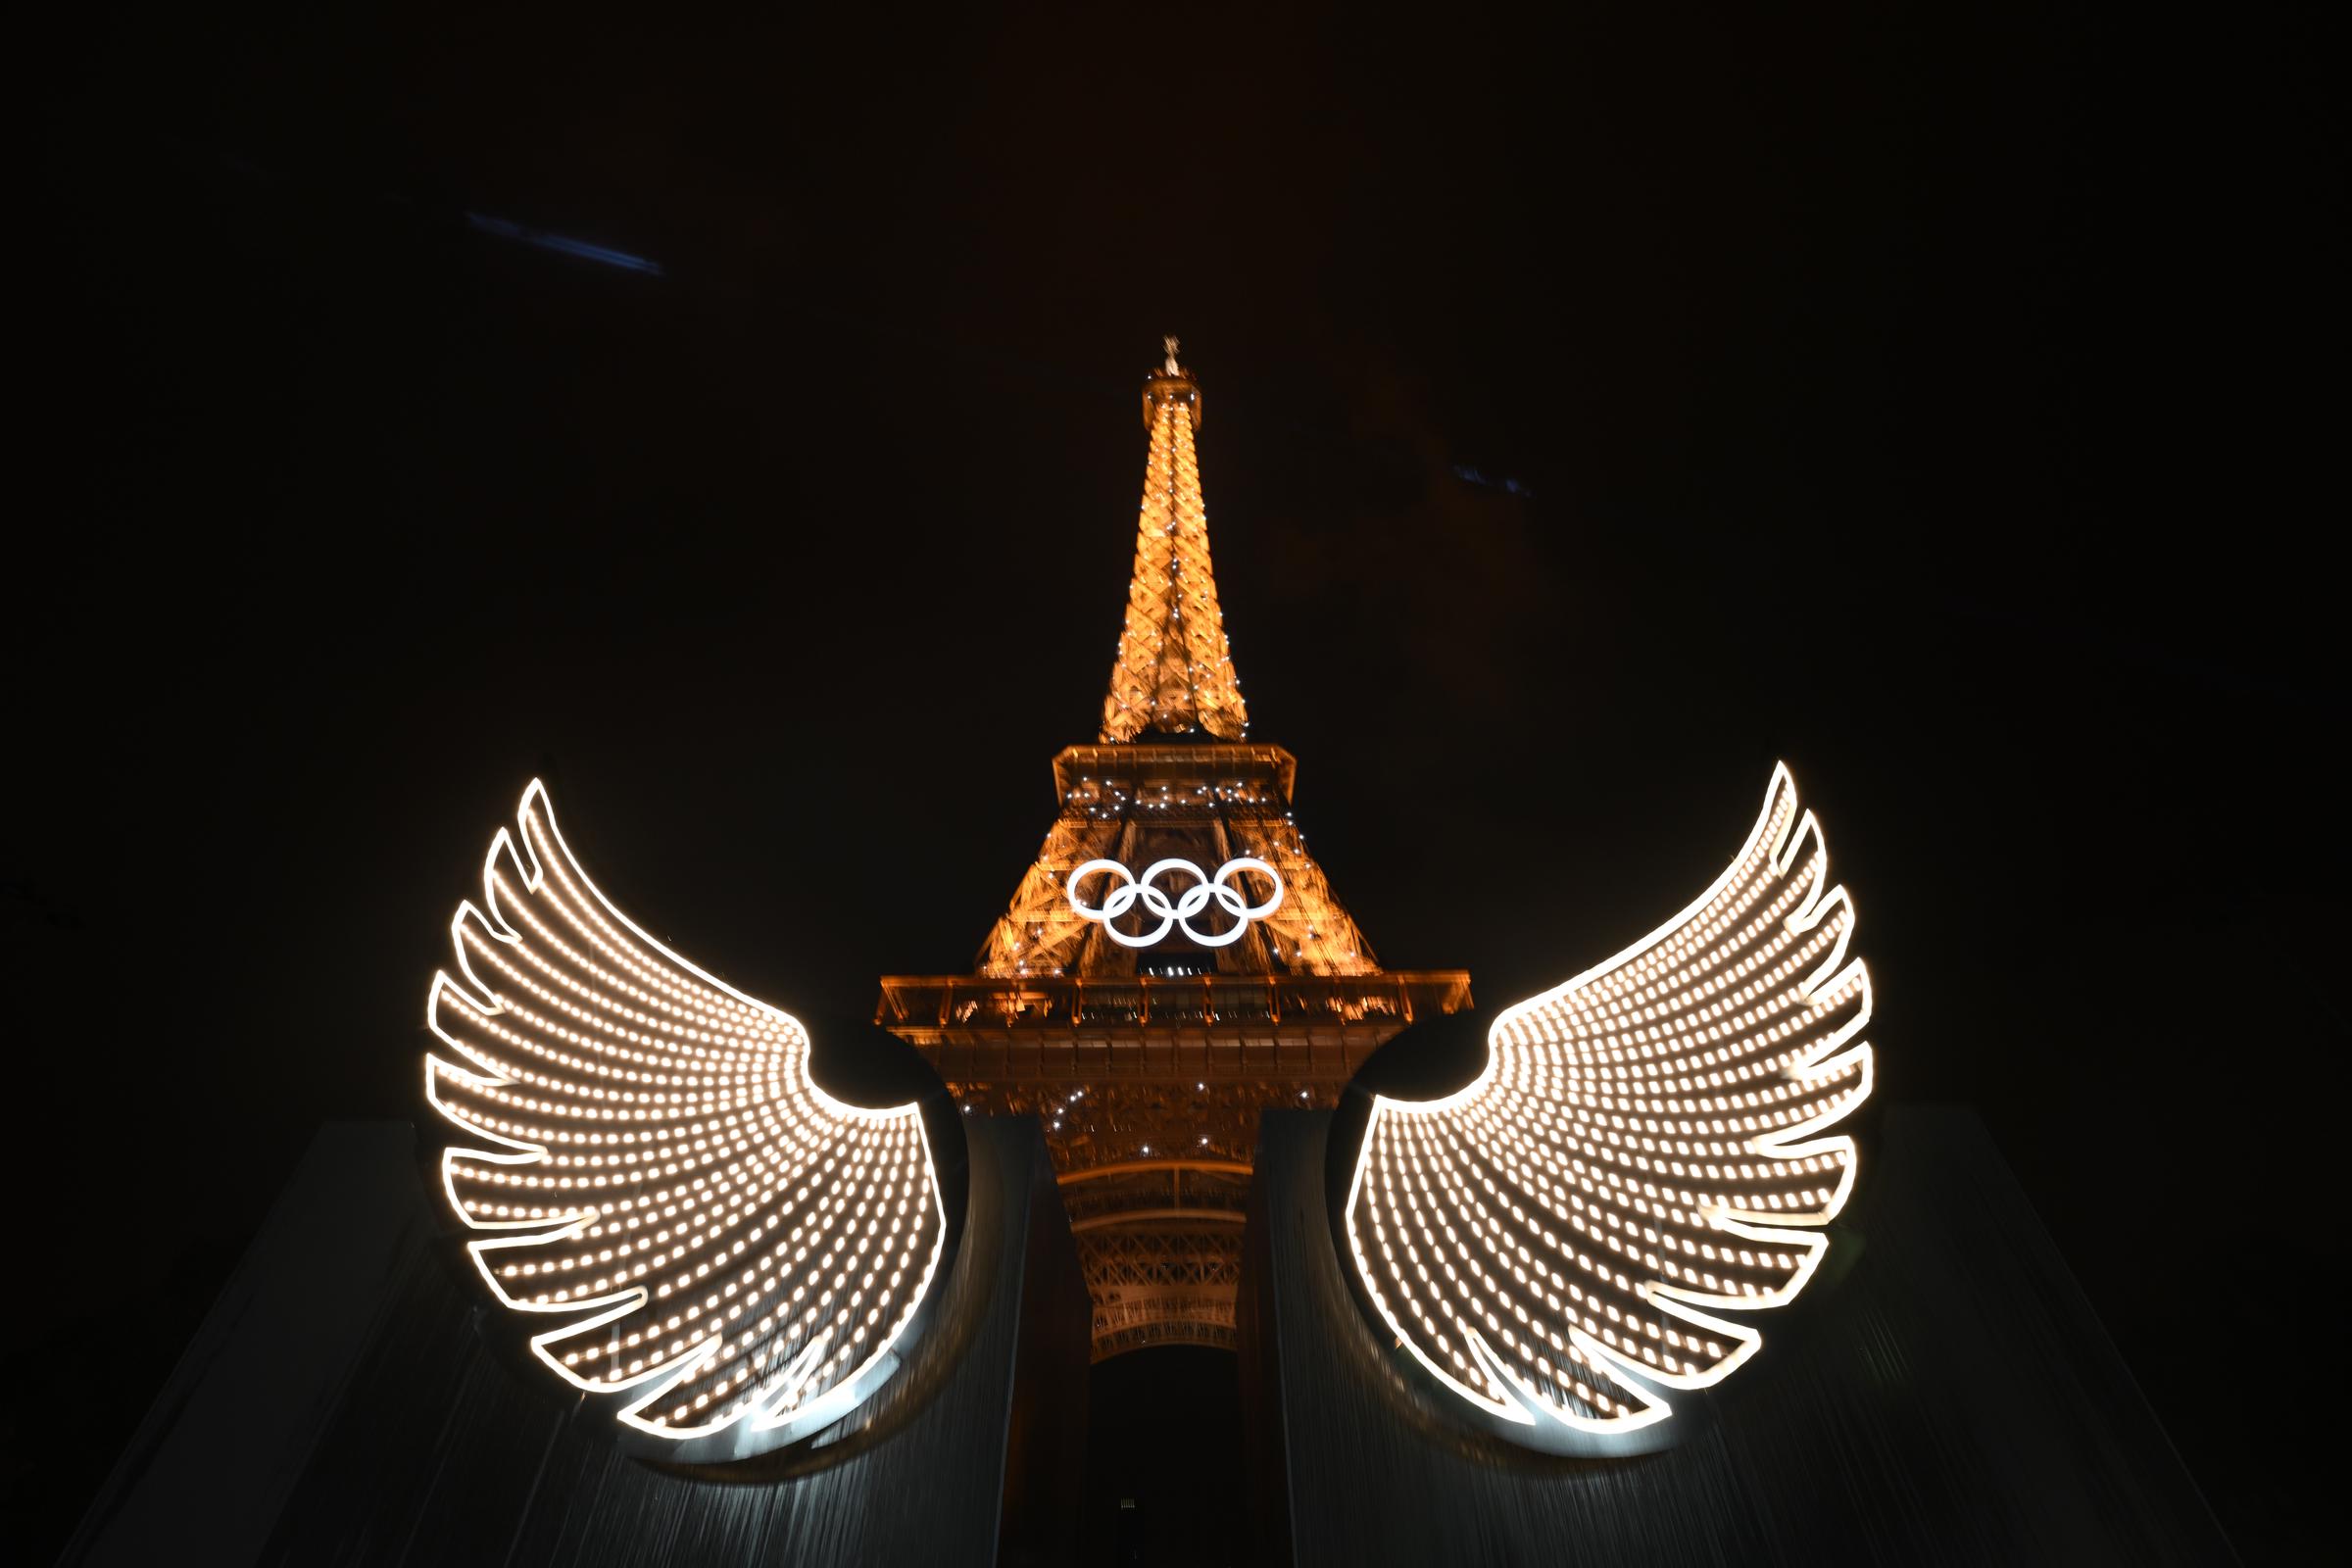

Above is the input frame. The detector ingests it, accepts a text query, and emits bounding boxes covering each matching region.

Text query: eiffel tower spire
[1101,337,1249,743]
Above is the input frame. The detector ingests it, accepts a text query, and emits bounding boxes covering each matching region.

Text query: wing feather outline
[1343,763,1873,1444]
[422,781,948,1448]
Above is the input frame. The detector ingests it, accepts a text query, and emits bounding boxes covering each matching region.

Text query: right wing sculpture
[423,781,948,1454]
[1342,763,1873,1447]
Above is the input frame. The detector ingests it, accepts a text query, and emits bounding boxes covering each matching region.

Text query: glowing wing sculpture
[423,781,948,1454]
[1342,764,1873,1449]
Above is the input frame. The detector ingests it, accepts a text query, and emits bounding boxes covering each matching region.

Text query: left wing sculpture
[423,781,948,1455]
[1342,763,1873,1449]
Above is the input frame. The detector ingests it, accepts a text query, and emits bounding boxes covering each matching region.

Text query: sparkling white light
[423,781,948,1448]
[1343,764,1873,1444]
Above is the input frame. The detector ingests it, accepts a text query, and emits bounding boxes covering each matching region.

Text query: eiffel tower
[876,340,1472,1359]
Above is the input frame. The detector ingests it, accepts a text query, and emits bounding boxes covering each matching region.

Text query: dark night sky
[16,2,2338,1559]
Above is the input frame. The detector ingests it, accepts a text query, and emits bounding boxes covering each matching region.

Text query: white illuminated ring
[1066,856,1284,948]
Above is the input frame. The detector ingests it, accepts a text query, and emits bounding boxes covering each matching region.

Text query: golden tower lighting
[878,341,1472,1359]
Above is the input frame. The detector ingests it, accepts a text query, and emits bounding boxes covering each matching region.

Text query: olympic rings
[1065,857,1285,948]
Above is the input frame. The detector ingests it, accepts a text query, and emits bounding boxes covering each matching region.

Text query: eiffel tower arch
[877,343,1472,1359]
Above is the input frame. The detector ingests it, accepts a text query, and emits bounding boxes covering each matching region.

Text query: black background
[16,2,2336,1561]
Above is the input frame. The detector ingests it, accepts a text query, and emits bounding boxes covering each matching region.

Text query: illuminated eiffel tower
[877,340,1471,1359]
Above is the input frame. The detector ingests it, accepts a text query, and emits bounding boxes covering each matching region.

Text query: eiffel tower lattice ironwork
[876,343,1471,1359]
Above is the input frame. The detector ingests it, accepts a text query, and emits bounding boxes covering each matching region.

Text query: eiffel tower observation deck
[877,341,1472,1359]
